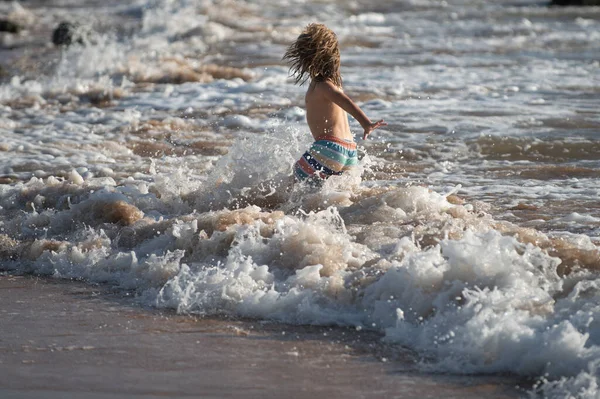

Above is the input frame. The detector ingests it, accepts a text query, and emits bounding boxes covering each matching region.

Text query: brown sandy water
[0,275,523,398]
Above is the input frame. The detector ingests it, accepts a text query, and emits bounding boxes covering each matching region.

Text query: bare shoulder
[314,80,341,93]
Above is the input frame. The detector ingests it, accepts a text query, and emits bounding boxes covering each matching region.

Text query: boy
[283,23,386,183]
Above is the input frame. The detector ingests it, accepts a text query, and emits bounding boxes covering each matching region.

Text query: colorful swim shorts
[294,135,358,182]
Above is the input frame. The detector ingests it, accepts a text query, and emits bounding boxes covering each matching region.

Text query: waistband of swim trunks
[314,135,357,149]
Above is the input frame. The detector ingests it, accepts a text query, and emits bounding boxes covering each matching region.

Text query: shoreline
[0,274,524,398]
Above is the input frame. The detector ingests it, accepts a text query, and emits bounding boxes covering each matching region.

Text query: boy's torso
[305,81,354,142]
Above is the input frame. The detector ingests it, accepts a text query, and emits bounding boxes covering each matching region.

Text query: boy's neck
[310,78,342,88]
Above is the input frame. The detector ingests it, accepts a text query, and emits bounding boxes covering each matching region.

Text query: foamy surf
[2,142,600,397]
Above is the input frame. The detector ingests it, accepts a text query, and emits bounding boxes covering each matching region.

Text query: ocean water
[1,0,599,397]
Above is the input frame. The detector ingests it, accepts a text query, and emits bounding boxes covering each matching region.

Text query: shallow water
[1,0,599,397]
[0,274,523,399]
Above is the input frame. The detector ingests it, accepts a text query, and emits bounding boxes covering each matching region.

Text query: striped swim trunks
[294,135,358,183]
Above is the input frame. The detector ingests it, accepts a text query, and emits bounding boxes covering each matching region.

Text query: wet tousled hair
[283,23,342,88]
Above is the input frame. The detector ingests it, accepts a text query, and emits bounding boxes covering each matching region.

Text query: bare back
[305,81,353,141]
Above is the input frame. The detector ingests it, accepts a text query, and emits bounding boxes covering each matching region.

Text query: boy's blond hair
[283,23,342,88]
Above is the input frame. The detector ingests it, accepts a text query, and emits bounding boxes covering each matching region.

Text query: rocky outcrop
[52,21,96,46]
[52,21,82,46]
[551,0,600,5]
[0,19,21,33]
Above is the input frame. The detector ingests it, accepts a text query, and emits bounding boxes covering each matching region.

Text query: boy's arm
[319,81,387,139]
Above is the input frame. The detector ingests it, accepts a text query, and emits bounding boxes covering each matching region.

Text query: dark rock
[550,0,600,5]
[52,21,81,46]
[0,19,21,34]
[52,21,96,46]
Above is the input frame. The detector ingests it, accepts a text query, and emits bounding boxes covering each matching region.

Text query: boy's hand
[363,119,387,140]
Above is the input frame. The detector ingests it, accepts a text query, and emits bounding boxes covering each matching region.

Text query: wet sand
[0,274,524,399]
